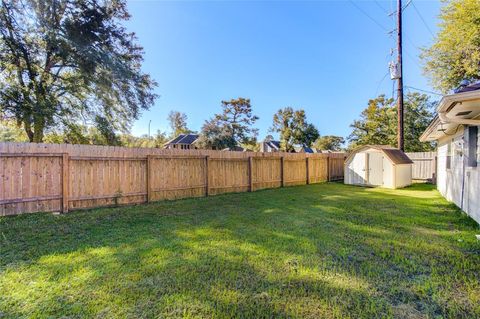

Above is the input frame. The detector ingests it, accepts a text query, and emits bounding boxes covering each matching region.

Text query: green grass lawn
[1,183,479,318]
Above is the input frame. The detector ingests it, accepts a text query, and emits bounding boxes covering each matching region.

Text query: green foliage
[422,0,480,93]
[120,130,169,148]
[1,183,479,318]
[0,0,157,142]
[168,111,193,138]
[0,120,28,142]
[270,107,320,151]
[348,93,436,152]
[313,135,345,151]
[198,98,258,149]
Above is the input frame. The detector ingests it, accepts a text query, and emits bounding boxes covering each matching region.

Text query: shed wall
[395,165,412,188]
[382,157,394,188]
[345,152,366,185]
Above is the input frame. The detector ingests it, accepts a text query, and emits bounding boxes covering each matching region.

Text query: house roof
[346,145,413,165]
[420,88,480,142]
[264,140,280,149]
[294,145,315,153]
[165,134,199,145]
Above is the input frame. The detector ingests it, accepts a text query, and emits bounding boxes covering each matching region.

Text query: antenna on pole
[396,0,405,151]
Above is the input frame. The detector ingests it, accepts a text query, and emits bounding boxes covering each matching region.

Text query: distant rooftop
[165,134,199,145]
[455,81,480,94]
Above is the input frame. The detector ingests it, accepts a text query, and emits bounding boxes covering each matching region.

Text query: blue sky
[126,0,442,141]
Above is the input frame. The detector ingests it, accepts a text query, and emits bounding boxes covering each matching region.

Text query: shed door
[368,152,383,186]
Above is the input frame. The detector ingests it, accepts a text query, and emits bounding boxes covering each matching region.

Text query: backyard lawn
[1,183,479,318]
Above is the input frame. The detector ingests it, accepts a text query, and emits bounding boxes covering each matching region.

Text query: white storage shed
[345,145,413,189]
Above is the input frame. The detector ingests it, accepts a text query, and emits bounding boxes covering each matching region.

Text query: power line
[411,1,435,38]
[349,0,389,32]
[375,71,390,97]
[405,85,442,96]
[374,0,390,15]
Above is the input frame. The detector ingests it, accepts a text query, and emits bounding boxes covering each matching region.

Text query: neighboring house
[164,134,199,150]
[260,140,281,152]
[420,83,480,225]
[344,145,413,189]
[294,145,315,153]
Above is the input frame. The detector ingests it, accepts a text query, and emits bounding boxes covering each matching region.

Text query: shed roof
[346,145,413,165]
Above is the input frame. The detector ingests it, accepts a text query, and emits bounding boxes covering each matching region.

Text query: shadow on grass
[1,183,479,318]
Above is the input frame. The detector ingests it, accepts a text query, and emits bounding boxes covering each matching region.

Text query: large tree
[198,97,258,149]
[0,0,157,142]
[167,111,192,137]
[270,107,319,152]
[313,135,345,151]
[348,93,436,152]
[421,0,480,93]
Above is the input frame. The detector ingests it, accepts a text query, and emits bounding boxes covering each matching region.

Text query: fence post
[205,156,210,196]
[248,156,254,192]
[433,155,437,185]
[281,156,285,187]
[147,155,152,203]
[326,156,330,182]
[306,157,310,184]
[62,153,69,213]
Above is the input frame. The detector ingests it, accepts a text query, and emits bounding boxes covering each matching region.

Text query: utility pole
[148,120,152,139]
[397,0,405,151]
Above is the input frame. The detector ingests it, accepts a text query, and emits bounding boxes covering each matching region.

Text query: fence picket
[0,142,345,215]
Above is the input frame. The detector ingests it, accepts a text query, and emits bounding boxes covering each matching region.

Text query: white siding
[345,147,411,189]
[383,156,394,188]
[437,127,480,225]
[395,165,412,188]
[345,152,366,185]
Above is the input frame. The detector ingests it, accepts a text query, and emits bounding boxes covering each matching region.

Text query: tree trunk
[32,118,44,143]
[24,121,34,142]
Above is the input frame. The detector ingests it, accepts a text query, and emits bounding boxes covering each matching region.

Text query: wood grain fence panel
[329,157,345,181]
[284,159,307,186]
[309,157,329,183]
[0,155,62,215]
[0,142,346,216]
[252,157,282,190]
[209,158,249,195]
[150,157,206,201]
[405,152,436,181]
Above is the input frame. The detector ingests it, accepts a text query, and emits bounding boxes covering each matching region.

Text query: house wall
[437,126,480,224]
[394,164,412,188]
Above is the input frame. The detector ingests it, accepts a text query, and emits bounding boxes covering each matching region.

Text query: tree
[0,0,157,142]
[347,93,436,152]
[348,95,396,149]
[0,120,28,142]
[168,111,192,137]
[313,135,345,151]
[421,0,480,93]
[196,118,236,150]
[198,98,259,149]
[270,107,319,151]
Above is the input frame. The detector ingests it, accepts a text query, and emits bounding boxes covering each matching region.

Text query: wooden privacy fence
[0,142,345,216]
[405,152,437,183]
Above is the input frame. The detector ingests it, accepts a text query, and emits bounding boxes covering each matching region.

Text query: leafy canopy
[422,0,480,93]
[167,111,193,138]
[0,0,157,142]
[197,98,258,149]
[313,135,345,151]
[270,107,319,152]
[348,93,436,152]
